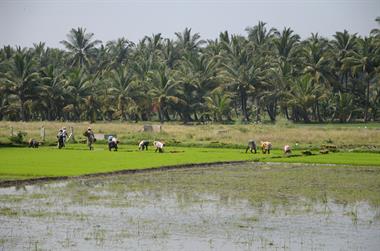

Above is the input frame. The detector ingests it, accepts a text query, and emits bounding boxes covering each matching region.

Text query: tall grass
[0,121,379,149]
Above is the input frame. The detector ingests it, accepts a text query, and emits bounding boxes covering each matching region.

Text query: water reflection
[0,163,380,250]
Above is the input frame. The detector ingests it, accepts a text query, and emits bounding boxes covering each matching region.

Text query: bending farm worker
[153,140,164,153]
[245,139,257,154]
[139,140,149,151]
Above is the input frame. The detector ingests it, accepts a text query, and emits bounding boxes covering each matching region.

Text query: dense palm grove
[1,20,380,123]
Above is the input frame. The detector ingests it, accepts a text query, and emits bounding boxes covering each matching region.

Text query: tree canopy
[1,21,380,123]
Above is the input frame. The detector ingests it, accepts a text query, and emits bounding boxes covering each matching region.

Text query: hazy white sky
[0,0,379,48]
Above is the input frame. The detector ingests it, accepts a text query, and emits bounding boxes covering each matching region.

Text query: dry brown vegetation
[1,121,379,149]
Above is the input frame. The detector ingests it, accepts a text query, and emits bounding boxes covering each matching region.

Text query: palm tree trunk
[240,88,249,121]
[158,104,164,123]
[19,95,26,121]
[316,100,323,122]
[266,104,275,122]
[233,99,239,117]
[364,78,370,122]
[345,72,348,91]
[284,106,290,120]
[120,107,125,121]
[302,109,311,123]
[164,110,171,121]
[255,97,261,122]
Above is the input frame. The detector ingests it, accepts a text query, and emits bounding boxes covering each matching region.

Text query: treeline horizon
[1,19,380,123]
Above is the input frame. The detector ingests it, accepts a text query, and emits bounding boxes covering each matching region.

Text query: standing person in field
[62,127,68,144]
[153,140,164,153]
[83,127,95,150]
[57,129,65,149]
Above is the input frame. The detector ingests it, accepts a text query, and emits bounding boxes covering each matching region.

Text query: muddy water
[0,163,380,250]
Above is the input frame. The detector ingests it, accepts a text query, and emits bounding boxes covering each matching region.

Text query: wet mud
[0,163,379,250]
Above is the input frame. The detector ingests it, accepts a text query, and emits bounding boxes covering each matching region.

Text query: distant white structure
[142,125,162,132]
[94,133,105,140]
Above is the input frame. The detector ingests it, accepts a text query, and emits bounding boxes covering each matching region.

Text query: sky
[0,0,379,48]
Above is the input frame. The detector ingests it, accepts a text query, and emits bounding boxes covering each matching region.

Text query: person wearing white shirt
[153,141,164,153]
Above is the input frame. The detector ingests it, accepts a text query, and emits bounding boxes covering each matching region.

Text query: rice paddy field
[1,163,380,250]
[0,145,380,182]
[1,121,380,250]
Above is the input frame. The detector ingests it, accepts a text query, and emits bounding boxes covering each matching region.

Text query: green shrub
[302,150,313,156]
[9,131,27,144]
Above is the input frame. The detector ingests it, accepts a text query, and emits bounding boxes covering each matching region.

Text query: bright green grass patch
[262,152,380,166]
[0,145,253,180]
[0,145,379,181]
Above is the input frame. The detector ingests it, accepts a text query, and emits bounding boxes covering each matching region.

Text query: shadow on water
[0,163,380,250]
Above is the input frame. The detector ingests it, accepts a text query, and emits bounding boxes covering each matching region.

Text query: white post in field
[40,126,45,141]
[70,126,75,142]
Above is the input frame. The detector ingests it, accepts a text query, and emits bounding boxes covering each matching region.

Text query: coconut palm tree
[287,75,325,123]
[302,33,333,121]
[176,52,220,120]
[106,37,134,68]
[245,21,276,53]
[274,27,300,63]
[343,36,380,121]
[205,88,232,122]
[1,48,39,121]
[161,39,180,69]
[148,66,184,123]
[270,28,301,120]
[221,35,266,121]
[83,78,102,123]
[38,65,67,120]
[63,68,93,120]
[334,92,355,123]
[331,30,357,92]
[369,82,380,121]
[175,28,205,55]
[107,67,139,121]
[141,33,163,67]
[370,16,380,38]
[60,27,101,68]
[260,66,290,122]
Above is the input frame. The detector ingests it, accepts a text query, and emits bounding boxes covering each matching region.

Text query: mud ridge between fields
[0,160,251,188]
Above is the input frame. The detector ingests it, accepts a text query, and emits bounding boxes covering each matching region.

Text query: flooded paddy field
[0,163,380,250]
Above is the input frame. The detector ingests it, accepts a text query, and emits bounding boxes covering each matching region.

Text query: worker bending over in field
[245,140,257,153]
[153,141,164,153]
[28,139,39,148]
[138,140,149,151]
[284,145,291,154]
[108,136,119,151]
[261,141,272,154]
[83,127,95,150]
